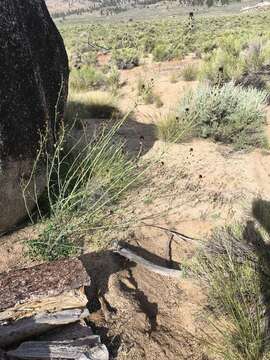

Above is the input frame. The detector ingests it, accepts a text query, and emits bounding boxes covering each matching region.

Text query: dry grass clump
[156,111,195,143]
[180,63,199,81]
[195,220,270,360]
[65,91,120,124]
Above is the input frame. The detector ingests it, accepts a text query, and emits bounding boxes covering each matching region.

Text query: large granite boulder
[0,0,69,233]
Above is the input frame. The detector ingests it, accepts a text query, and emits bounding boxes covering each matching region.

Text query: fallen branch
[142,222,204,245]
[114,245,183,279]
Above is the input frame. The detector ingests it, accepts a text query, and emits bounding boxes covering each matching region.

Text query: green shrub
[69,66,107,91]
[158,83,268,149]
[152,43,172,62]
[242,41,268,73]
[112,48,140,69]
[200,47,245,85]
[141,35,156,53]
[200,38,270,86]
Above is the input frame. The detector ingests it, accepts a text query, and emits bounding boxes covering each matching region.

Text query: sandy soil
[1,58,270,359]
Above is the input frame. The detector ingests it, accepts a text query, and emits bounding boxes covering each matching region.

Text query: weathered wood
[114,246,183,279]
[8,341,109,360]
[0,258,90,322]
[0,309,89,348]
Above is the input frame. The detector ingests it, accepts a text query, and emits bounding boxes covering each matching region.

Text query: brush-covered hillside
[45,0,242,18]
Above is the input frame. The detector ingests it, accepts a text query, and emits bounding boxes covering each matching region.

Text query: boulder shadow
[240,198,270,354]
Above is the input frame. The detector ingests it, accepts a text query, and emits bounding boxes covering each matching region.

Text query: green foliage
[243,41,270,72]
[200,38,270,86]
[158,83,268,149]
[153,43,172,62]
[112,48,140,69]
[60,12,270,66]
[27,223,78,261]
[200,36,245,84]
[69,66,107,90]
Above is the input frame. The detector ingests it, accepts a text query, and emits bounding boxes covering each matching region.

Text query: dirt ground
[1,58,270,359]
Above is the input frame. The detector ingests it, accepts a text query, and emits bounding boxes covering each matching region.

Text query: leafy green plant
[60,12,270,67]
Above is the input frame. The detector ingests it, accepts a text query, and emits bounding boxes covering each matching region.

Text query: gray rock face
[0,0,69,233]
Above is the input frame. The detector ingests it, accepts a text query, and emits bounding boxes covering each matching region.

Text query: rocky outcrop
[0,0,69,233]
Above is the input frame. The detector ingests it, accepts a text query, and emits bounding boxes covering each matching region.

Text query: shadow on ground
[241,198,270,355]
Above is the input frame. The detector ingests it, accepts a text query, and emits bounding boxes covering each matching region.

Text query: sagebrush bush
[158,83,268,149]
